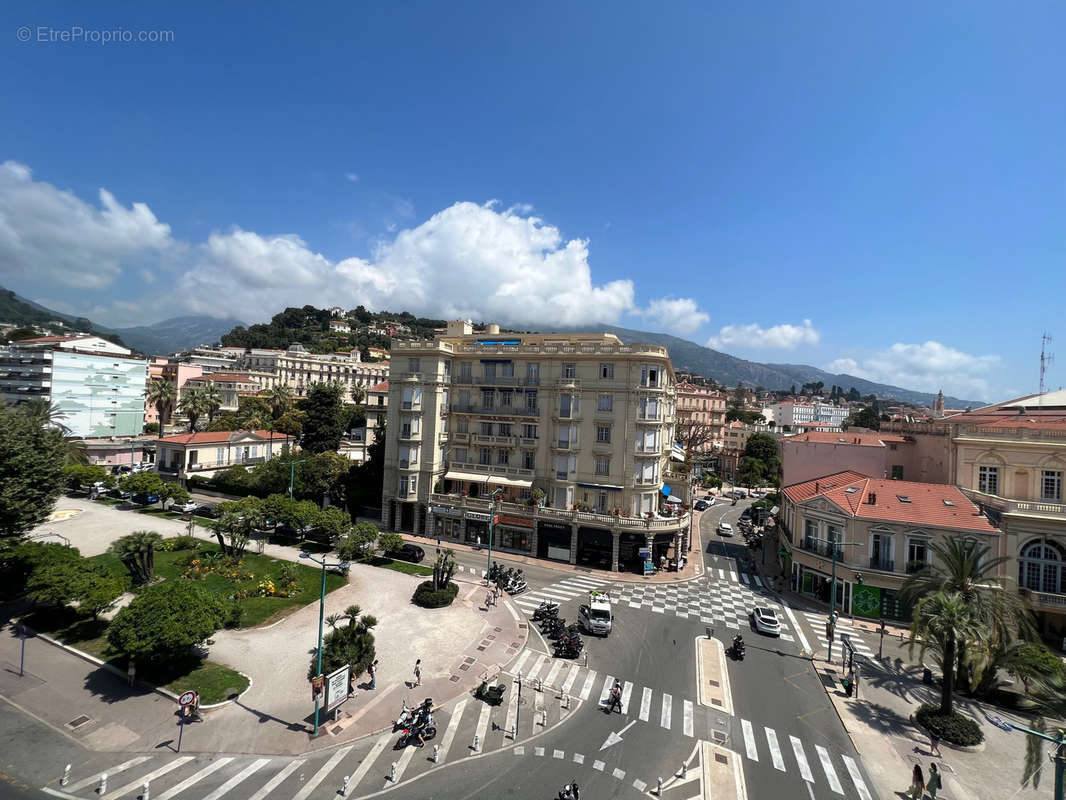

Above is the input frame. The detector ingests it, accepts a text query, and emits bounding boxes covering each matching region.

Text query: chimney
[867,492,877,505]
[815,481,820,494]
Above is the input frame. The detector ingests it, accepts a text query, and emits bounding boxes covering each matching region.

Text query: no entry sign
[179,691,197,707]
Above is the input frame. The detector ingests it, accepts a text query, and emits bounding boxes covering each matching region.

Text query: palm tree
[145,380,176,436]
[908,591,983,715]
[266,385,295,420]
[18,400,87,463]
[201,383,223,426]
[179,387,208,432]
[902,537,1035,693]
[108,530,163,585]
[1019,670,1066,791]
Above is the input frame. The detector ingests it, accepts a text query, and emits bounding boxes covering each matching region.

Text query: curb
[910,713,986,753]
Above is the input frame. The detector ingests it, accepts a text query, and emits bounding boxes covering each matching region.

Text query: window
[1042,470,1063,502]
[595,456,610,475]
[596,425,611,444]
[978,465,999,495]
[455,447,468,464]
[501,361,514,378]
[500,390,513,408]
[597,394,613,412]
[409,475,416,494]
[890,465,904,480]
[559,395,572,417]
[526,362,539,384]
[480,422,493,436]
[599,363,614,379]
[870,532,893,570]
[443,360,451,378]
[399,476,408,495]
[459,361,472,380]
[497,450,510,466]
[481,389,495,409]
[525,391,538,412]
[483,362,497,381]
[498,423,512,436]
[522,424,538,439]
[522,450,536,469]
[556,424,571,448]
[906,538,929,573]
[554,455,569,480]
[456,417,468,434]
[1019,539,1066,594]
[479,448,491,465]
[408,358,420,373]
[803,519,818,547]
[596,492,609,513]
[562,363,576,379]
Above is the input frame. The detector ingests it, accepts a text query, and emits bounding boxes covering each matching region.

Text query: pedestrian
[926,763,942,799]
[368,659,378,690]
[493,585,501,605]
[907,763,925,799]
[413,658,422,687]
[127,659,136,687]
[485,591,493,610]
[659,555,666,571]
[929,732,941,757]
[476,535,481,551]
[348,671,356,698]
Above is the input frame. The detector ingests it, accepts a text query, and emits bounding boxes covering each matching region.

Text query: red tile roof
[188,372,258,383]
[157,429,294,445]
[785,431,908,447]
[368,380,389,393]
[783,471,997,532]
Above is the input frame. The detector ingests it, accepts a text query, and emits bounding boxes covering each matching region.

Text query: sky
[1,1,1064,403]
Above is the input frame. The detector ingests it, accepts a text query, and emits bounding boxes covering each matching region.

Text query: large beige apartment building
[381,321,693,572]
[235,343,389,403]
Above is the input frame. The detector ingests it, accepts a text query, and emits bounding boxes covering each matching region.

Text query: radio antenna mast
[1039,333,1054,405]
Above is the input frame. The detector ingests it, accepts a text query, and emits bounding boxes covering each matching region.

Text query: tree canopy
[108,580,226,662]
[299,382,346,453]
[0,404,66,540]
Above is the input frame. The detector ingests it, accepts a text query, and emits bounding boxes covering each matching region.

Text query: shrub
[157,536,200,552]
[915,704,984,746]
[224,598,245,629]
[107,581,225,662]
[412,580,459,608]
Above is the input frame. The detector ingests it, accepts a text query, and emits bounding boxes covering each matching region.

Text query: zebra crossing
[801,611,877,658]
[510,573,612,614]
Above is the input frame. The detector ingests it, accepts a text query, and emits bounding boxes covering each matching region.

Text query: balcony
[905,560,930,575]
[398,459,419,469]
[960,487,1066,520]
[868,556,895,572]
[1020,588,1066,611]
[451,403,539,417]
[398,428,421,441]
[552,439,578,451]
[800,537,844,560]
[473,433,516,445]
[519,436,539,446]
[452,431,469,442]
[636,414,663,423]
[445,461,535,480]
[451,375,537,387]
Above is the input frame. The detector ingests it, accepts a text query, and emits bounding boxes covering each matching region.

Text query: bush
[915,704,984,746]
[157,536,200,552]
[224,598,245,629]
[107,581,225,663]
[412,580,459,608]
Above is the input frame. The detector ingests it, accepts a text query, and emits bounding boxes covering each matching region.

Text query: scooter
[397,719,438,748]
[394,698,413,730]
[475,678,507,705]
[532,600,560,620]
[729,639,746,660]
[558,780,580,800]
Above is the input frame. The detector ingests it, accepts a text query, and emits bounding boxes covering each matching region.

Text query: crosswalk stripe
[765,728,785,771]
[387,744,418,787]
[578,670,597,701]
[246,759,304,800]
[155,758,233,800]
[790,736,813,783]
[599,675,615,704]
[526,653,550,682]
[438,699,467,761]
[815,745,844,794]
[560,664,580,695]
[544,659,564,689]
[346,734,389,789]
[513,598,541,609]
[537,588,581,600]
[201,759,270,800]
[741,720,758,761]
[639,687,652,722]
[291,746,352,800]
[718,569,725,580]
[842,755,873,800]
[67,757,152,793]
[729,570,738,582]
[682,700,694,737]
[559,579,602,590]
[660,693,672,730]
[504,680,520,738]
[475,702,492,747]
[103,757,195,800]
[620,681,634,714]
[740,573,749,586]
[511,650,533,676]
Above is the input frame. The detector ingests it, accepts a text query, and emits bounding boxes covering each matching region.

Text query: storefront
[795,564,849,615]
[537,521,572,562]
[617,532,646,573]
[576,527,613,570]
[465,512,490,546]
[429,506,463,541]
[495,515,533,554]
[850,582,908,621]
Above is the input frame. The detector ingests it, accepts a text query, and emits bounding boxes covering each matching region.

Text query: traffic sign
[179,691,197,707]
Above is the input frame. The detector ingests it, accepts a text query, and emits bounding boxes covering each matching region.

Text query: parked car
[717,522,734,537]
[739,509,753,523]
[384,543,425,563]
[192,504,219,519]
[705,496,716,506]
[111,465,132,475]
[694,500,709,511]
[173,500,198,513]
[752,606,781,636]
[131,493,160,505]
[730,489,748,499]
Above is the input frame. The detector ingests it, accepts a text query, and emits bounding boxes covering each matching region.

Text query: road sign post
[177,691,197,753]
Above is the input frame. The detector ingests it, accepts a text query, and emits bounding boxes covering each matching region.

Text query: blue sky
[2,1,1063,402]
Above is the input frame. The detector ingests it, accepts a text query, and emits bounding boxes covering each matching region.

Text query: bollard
[61,765,71,787]
[389,762,397,782]
[142,780,150,800]
[562,692,570,710]
[680,761,687,779]
[99,773,108,795]
[341,775,350,797]
[432,744,440,763]
[540,709,547,726]
[473,733,480,752]
[657,776,663,796]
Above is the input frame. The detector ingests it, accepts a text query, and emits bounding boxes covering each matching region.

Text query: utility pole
[486,487,504,581]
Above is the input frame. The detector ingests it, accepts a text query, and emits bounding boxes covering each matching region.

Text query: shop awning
[577,482,623,491]
[663,495,683,505]
[488,474,533,488]
[444,470,490,483]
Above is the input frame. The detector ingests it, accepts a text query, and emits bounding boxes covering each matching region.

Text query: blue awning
[661,486,671,496]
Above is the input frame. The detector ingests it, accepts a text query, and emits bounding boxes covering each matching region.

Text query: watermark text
[17,25,175,45]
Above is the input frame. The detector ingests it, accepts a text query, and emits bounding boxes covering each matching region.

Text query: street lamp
[299,551,350,737]
[288,459,308,501]
[806,536,862,661]
[486,487,504,583]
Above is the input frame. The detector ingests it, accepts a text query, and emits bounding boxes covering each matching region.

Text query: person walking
[907,763,925,799]
[368,659,378,690]
[929,732,941,757]
[485,591,493,610]
[493,585,501,605]
[925,763,942,799]
[127,659,136,687]
[413,659,422,687]
[348,671,356,698]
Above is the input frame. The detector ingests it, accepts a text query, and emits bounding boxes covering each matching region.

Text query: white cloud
[826,341,1002,400]
[344,172,360,183]
[140,269,157,284]
[637,297,710,335]
[0,161,173,289]
[707,319,820,350]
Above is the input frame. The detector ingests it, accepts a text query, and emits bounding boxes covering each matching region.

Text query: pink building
[780,430,914,487]
[144,361,204,426]
[675,381,727,450]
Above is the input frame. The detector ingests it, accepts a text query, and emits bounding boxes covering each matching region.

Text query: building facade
[182,371,267,412]
[237,343,388,403]
[767,401,850,429]
[156,429,294,481]
[381,322,691,572]
[779,471,1000,620]
[779,430,912,486]
[675,381,727,452]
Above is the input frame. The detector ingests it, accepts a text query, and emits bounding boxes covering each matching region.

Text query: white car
[704,496,716,506]
[717,522,734,537]
[752,606,781,636]
[173,500,198,512]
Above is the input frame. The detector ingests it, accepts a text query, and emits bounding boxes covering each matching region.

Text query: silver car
[717,522,734,537]
[752,606,781,636]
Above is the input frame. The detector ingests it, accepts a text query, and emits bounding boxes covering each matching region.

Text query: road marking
[504,679,520,739]
[511,650,533,676]
[246,759,305,800]
[67,757,152,792]
[437,698,467,762]
[639,687,652,721]
[718,569,725,580]
[841,755,873,800]
[544,659,564,689]
[553,749,565,759]
[652,605,665,614]
[815,745,844,794]
[578,670,597,701]
[537,587,581,600]
[780,600,811,653]
[526,653,549,682]
[474,702,492,749]
[154,758,234,800]
[560,664,580,695]
[729,570,738,582]
[660,693,672,730]
[386,746,417,787]
[593,760,605,772]
[573,753,585,764]
[292,746,352,800]
[741,719,758,761]
[683,700,694,737]
[513,746,525,755]
[633,778,647,792]
[790,736,813,783]
[535,747,545,757]
[560,578,604,590]
[613,767,626,780]
[620,681,634,714]
[599,675,615,704]
[765,728,785,771]
[200,758,270,800]
[103,757,195,800]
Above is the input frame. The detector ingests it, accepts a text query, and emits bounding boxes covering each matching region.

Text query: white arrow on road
[600,720,637,751]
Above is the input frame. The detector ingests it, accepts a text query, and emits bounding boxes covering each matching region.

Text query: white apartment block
[766,400,849,429]
[382,322,693,572]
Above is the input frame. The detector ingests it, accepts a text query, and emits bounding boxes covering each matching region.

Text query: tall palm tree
[179,387,208,432]
[266,384,295,420]
[201,383,223,426]
[908,591,983,715]
[21,398,72,435]
[108,530,163,585]
[145,379,176,436]
[902,537,1035,693]
[1019,670,1066,791]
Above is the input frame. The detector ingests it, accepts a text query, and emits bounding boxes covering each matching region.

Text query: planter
[910,709,985,752]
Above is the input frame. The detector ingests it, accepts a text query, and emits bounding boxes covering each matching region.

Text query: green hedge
[412,580,459,608]
[915,704,984,746]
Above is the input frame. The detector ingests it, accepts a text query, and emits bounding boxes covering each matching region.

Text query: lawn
[364,556,433,577]
[135,508,183,519]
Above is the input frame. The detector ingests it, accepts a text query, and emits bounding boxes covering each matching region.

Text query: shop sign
[466,512,491,522]
[431,506,461,517]
[497,514,533,528]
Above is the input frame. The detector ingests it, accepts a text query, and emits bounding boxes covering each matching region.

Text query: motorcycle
[397,719,438,748]
[488,562,502,582]
[558,780,580,800]
[505,577,527,595]
[532,600,560,621]
[394,698,414,730]
[554,640,583,659]
[729,639,746,660]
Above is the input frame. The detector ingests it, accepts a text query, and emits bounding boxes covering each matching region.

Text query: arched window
[1019,539,1066,594]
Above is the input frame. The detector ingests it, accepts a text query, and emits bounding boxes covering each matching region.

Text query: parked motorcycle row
[533,599,584,659]
[489,561,527,595]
